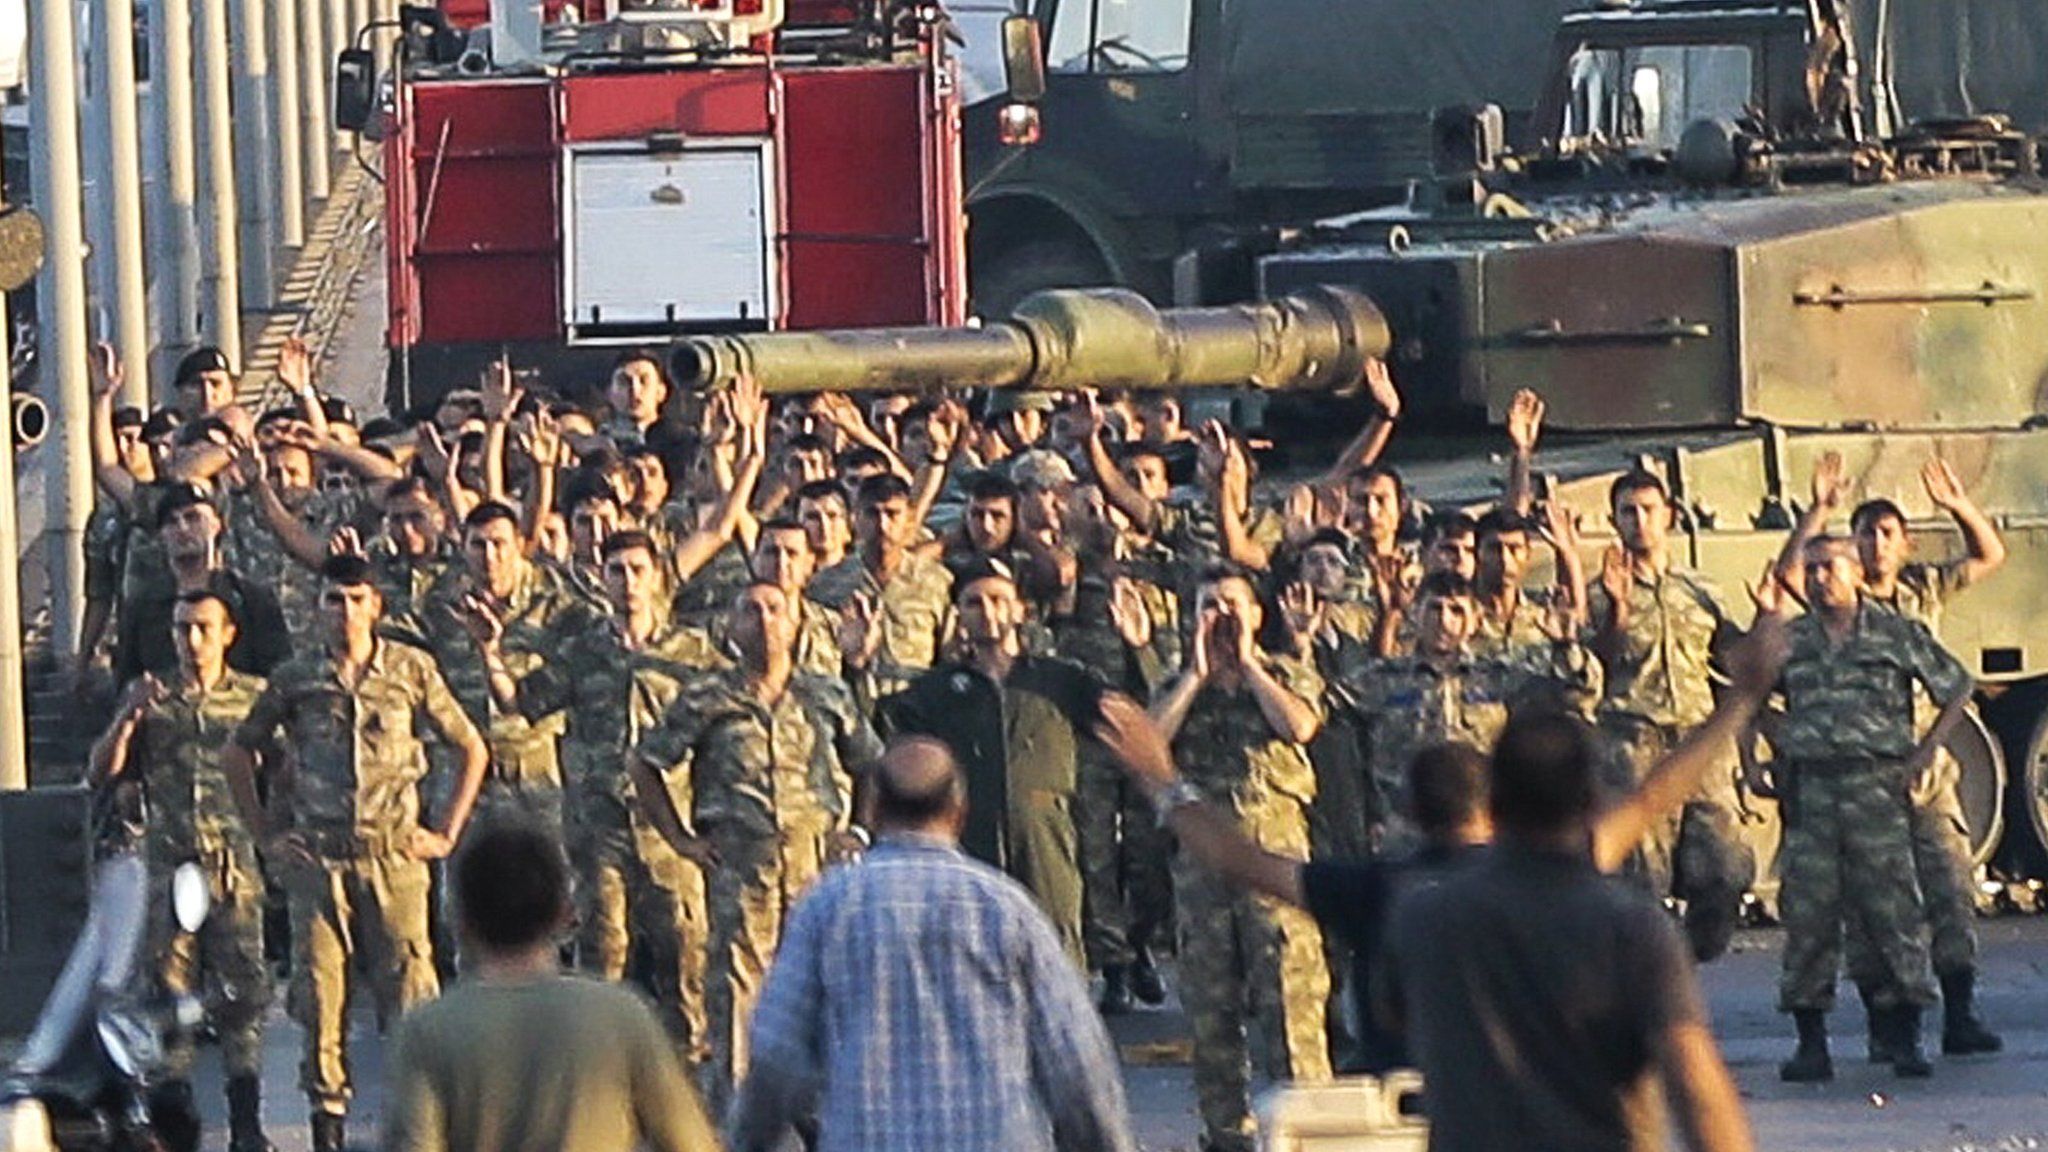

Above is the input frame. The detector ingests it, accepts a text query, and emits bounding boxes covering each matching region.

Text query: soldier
[663,383,769,627]
[87,592,273,1152]
[222,554,489,1152]
[466,529,724,1063]
[601,347,675,449]
[883,559,1109,966]
[1773,452,2006,1058]
[411,501,593,831]
[1150,568,1330,1152]
[116,483,293,685]
[748,517,846,678]
[794,479,854,574]
[944,471,1025,586]
[630,581,883,1112]
[813,472,955,706]
[1755,535,1974,1082]
[1061,484,1181,1012]
[1346,572,1600,854]
[1587,468,1752,962]
[365,476,456,631]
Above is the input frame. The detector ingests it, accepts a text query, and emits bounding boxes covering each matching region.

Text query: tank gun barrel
[671,286,1390,396]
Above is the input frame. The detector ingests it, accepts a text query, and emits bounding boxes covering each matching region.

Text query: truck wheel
[970,239,1112,320]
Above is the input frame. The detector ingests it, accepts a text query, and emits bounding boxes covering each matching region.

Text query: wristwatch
[1152,779,1204,826]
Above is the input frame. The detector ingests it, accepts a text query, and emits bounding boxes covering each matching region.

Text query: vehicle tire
[1981,682,2048,878]
[969,238,1113,320]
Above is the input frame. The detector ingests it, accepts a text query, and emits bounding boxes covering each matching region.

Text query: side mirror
[333,47,377,133]
[1001,14,1046,103]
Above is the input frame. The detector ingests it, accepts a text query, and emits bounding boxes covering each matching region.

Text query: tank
[667,0,2048,879]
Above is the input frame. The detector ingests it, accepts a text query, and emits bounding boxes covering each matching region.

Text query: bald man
[730,736,1135,1152]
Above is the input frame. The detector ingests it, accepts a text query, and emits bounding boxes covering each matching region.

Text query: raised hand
[1362,357,1401,418]
[278,336,316,395]
[1506,388,1545,455]
[416,425,452,479]
[1599,543,1633,605]
[481,358,522,423]
[1091,692,1178,791]
[1921,457,1968,511]
[328,525,366,558]
[1539,593,1578,643]
[91,342,125,400]
[121,672,167,718]
[837,592,883,667]
[1279,581,1324,643]
[1109,577,1153,650]
[456,592,505,651]
[1810,450,1848,513]
[1282,483,1318,547]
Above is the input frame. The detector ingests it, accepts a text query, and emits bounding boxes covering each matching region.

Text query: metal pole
[273,0,304,249]
[346,0,368,78]
[152,0,203,391]
[0,293,26,791]
[371,0,394,77]
[298,0,331,202]
[92,0,150,406]
[30,0,97,669]
[194,0,242,361]
[325,0,349,155]
[229,0,277,308]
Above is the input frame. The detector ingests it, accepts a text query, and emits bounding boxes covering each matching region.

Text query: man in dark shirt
[116,483,291,684]
[883,559,1105,964]
[1093,587,1787,1146]
[1384,710,1751,1152]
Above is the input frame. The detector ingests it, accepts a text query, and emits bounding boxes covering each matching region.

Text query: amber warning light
[998,103,1041,147]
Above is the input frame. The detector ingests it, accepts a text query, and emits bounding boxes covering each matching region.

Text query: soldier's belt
[295,827,411,858]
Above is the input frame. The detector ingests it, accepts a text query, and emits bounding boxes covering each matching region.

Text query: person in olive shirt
[382,820,717,1152]
[882,558,1106,965]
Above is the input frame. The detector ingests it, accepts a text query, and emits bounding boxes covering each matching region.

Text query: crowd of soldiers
[75,333,2006,1152]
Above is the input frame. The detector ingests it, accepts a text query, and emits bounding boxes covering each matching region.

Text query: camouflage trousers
[699,820,831,1117]
[475,772,565,836]
[1777,759,1937,1012]
[150,849,270,1079]
[1602,716,1754,905]
[1076,746,1174,971]
[281,845,439,1113]
[573,818,709,1066]
[1845,770,1976,987]
[1175,802,1330,1152]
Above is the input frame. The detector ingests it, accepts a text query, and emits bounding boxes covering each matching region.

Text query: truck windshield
[1047,0,1191,73]
[1562,42,1753,152]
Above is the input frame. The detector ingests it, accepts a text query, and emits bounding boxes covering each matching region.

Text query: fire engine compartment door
[563,142,777,336]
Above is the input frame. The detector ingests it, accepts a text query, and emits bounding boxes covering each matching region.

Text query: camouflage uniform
[232,641,481,1115]
[406,561,591,831]
[810,550,954,705]
[1056,554,1180,974]
[1344,640,1601,850]
[669,540,755,629]
[85,503,129,652]
[1842,562,1982,990]
[1154,497,1285,603]
[223,486,323,644]
[1772,602,1972,1012]
[1171,653,1332,1152]
[130,669,272,1079]
[512,619,725,1062]
[1587,566,1754,911]
[631,668,882,1111]
[364,538,456,638]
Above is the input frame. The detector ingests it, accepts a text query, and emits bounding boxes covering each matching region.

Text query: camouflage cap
[986,390,1058,415]
[1009,449,1077,491]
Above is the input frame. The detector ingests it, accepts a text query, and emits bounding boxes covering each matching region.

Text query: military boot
[1098,966,1133,1016]
[1778,1009,1834,1082]
[1886,1005,1933,1078]
[1856,983,1894,1064]
[1939,971,2003,1055]
[225,1076,272,1152]
[310,1111,346,1152]
[1129,945,1166,1007]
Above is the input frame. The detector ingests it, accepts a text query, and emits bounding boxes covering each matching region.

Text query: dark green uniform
[1772,602,1972,1013]
[884,654,1109,967]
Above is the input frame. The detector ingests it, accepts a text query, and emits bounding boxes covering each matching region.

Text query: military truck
[676,0,2048,881]
[964,0,2048,323]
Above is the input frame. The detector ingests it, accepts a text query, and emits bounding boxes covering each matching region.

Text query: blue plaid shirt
[726,833,1134,1152]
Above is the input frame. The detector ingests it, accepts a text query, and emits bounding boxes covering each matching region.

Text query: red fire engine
[370,0,968,410]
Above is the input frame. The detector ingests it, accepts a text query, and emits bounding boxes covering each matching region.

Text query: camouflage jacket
[403,560,594,785]
[1053,543,1179,695]
[810,551,954,696]
[367,537,458,636]
[128,669,267,865]
[233,640,480,840]
[632,668,883,836]
[1772,601,1974,762]
[1170,653,1326,832]
[1344,641,1600,799]
[514,619,726,832]
[669,540,754,628]
[1472,585,1564,662]
[1587,565,1735,729]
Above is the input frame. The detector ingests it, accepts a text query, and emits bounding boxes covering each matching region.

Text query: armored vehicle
[675,0,2048,878]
